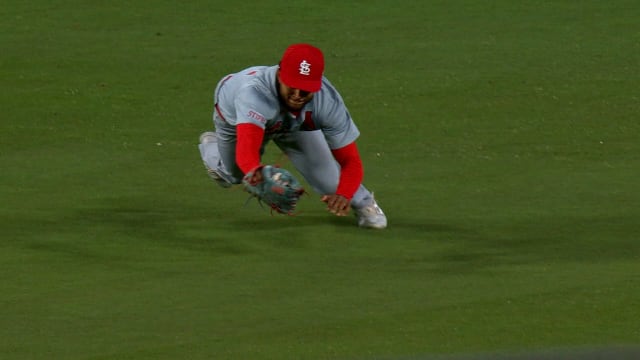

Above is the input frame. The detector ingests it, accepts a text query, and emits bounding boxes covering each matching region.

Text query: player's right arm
[236,123,264,174]
[233,88,270,175]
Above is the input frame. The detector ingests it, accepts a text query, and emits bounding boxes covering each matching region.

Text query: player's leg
[198,115,245,186]
[273,131,339,194]
[273,131,387,229]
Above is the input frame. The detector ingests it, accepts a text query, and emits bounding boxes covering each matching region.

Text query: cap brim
[279,72,322,93]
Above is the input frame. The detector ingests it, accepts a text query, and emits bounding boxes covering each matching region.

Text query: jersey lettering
[247,110,266,124]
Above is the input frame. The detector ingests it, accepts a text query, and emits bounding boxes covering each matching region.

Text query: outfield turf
[1,1,639,359]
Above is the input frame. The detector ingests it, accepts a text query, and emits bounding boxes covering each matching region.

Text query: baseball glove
[242,165,305,215]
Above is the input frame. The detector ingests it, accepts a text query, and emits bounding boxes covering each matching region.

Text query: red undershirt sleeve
[331,142,364,200]
[236,123,265,174]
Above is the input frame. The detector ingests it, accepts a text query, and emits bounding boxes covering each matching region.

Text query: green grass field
[2,1,639,359]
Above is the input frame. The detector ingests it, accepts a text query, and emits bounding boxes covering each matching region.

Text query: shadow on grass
[373,345,640,360]
[4,195,367,260]
[7,195,638,272]
[380,214,639,274]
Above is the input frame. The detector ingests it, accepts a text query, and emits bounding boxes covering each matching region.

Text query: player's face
[277,75,314,111]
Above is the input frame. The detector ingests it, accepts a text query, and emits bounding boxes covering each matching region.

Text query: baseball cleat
[205,166,233,188]
[199,132,232,188]
[355,198,387,229]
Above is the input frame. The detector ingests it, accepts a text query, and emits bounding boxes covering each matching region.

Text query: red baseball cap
[278,43,325,92]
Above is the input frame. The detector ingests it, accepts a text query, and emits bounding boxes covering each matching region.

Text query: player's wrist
[243,165,264,185]
[334,191,352,201]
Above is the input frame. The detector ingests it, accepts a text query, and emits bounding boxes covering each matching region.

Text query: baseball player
[198,43,387,229]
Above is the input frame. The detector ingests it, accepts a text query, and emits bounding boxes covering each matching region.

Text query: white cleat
[355,198,387,229]
[199,131,232,188]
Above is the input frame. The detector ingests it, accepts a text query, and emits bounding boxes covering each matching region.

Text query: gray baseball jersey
[213,65,360,149]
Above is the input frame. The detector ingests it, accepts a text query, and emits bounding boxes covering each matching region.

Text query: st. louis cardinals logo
[299,60,311,75]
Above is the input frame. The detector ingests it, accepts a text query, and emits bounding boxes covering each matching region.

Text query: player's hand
[244,165,264,184]
[321,194,351,216]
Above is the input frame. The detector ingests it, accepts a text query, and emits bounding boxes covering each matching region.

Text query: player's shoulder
[236,66,277,96]
[231,65,270,76]
[313,77,347,108]
[233,66,279,116]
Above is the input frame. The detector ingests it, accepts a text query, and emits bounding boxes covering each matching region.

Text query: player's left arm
[315,81,363,216]
[332,142,363,199]
[321,141,363,216]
